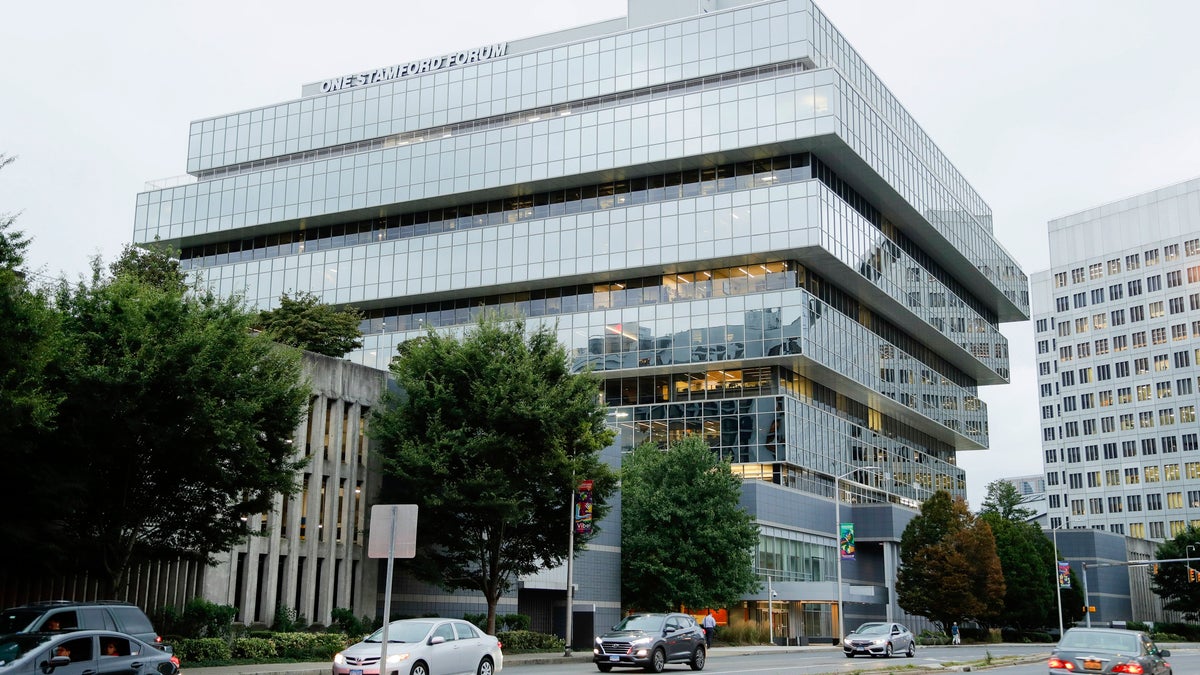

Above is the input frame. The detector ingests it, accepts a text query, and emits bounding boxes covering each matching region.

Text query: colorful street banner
[1057,561,1071,589]
[575,479,594,535]
[839,522,855,560]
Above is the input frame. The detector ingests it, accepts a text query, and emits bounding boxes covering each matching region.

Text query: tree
[619,436,760,611]
[896,490,1005,631]
[1150,527,1200,618]
[979,480,1056,630]
[45,246,310,590]
[979,480,1036,522]
[371,314,617,634]
[0,153,69,567]
[257,291,363,357]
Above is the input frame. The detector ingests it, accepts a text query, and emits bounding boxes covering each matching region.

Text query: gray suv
[593,612,706,672]
[0,601,162,645]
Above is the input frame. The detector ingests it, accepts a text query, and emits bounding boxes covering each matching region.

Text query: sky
[3,0,1199,508]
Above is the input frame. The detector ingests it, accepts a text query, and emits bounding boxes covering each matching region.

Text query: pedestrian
[702,610,717,648]
[951,622,960,645]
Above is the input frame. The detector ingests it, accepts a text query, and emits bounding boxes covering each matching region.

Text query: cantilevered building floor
[136,0,1027,642]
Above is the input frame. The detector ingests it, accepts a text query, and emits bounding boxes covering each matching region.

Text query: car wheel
[906,641,915,658]
[689,645,706,671]
[410,662,429,675]
[885,643,893,658]
[597,666,613,673]
[645,647,666,673]
[476,656,494,675]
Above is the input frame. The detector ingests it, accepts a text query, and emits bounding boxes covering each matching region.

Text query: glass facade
[135,0,1027,630]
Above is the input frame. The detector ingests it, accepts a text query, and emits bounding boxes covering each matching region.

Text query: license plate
[609,656,619,661]
[1083,660,1102,671]
[351,669,363,674]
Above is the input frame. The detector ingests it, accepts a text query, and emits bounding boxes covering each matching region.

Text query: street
[504,643,1200,674]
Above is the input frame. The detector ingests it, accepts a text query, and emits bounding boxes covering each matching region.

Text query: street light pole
[767,576,774,645]
[835,467,881,642]
[1052,526,1063,639]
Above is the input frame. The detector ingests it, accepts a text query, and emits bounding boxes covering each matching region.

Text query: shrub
[179,598,238,639]
[271,632,350,659]
[917,630,949,646]
[331,608,376,636]
[150,605,184,637]
[718,621,770,646]
[498,614,530,632]
[273,605,304,632]
[494,630,564,652]
[464,613,487,631]
[231,637,277,659]
[173,638,231,663]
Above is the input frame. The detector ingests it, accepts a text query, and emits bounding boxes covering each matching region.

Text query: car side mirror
[429,636,445,645]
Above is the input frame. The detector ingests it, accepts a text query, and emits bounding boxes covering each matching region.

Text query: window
[1060,345,1073,361]
[1127,253,1140,270]
[1182,405,1197,424]
[1039,361,1052,376]
[1117,387,1132,403]
[1058,322,1071,337]
[1172,323,1188,340]
[1135,359,1149,376]
[1148,493,1163,511]
[1041,383,1053,396]
[1083,418,1096,435]
[1045,448,1058,464]
[1054,271,1068,288]
[1186,239,1200,256]
[1089,497,1104,514]
[1133,331,1147,348]
[1109,283,1124,300]
[1152,328,1167,345]
[1123,440,1137,456]
[1109,258,1122,274]
[1148,275,1162,292]
[1102,416,1115,432]
[1055,296,1070,312]
[1146,248,1161,265]
[1091,288,1105,304]
[1120,414,1135,430]
[1185,434,1199,452]
[1062,371,1075,387]
[1111,309,1126,326]
[1113,335,1128,351]
[1097,364,1111,380]
[1109,496,1123,513]
[1176,351,1192,368]
[1137,383,1151,400]
[1165,244,1180,260]
[1190,266,1200,284]
[1062,396,1077,412]
[1092,313,1107,330]
[1103,443,1117,459]
[1131,306,1145,323]
[1065,421,1079,437]
[1143,439,1159,456]
[1129,279,1143,296]
[1073,292,1087,309]
[1079,367,1092,383]
[1037,318,1049,332]
[1075,317,1089,333]
[1095,338,1109,355]
[1140,411,1156,428]
[1126,468,1141,484]
[1072,267,1086,283]
[1157,381,1173,398]
[1193,293,1200,311]
[1168,270,1183,287]
[1170,297,1185,313]
[1154,354,1169,370]
[1042,405,1055,420]
[1037,339,1049,354]
[1099,390,1113,406]
[1078,342,1091,358]
[1149,301,1165,318]
[1163,436,1178,453]
[1090,263,1103,279]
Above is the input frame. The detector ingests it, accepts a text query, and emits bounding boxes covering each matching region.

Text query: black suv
[593,612,706,672]
[0,601,162,645]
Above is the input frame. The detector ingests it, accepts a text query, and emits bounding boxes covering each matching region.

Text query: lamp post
[835,467,881,642]
[767,576,774,645]
[1052,526,1063,639]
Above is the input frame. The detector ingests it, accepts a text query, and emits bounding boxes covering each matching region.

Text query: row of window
[1054,271,1200,314]
[1042,404,1198,440]
[1045,435,1200,465]
[1038,350,1197,386]
[1052,240,1200,288]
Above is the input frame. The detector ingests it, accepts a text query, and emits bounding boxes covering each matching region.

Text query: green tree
[1150,527,1200,618]
[0,153,69,567]
[256,291,363,357]
[371,314,617,634]
[619,436,760,611]
[46,246,310,590]
[979,480,1055,630]
[896,490,1005,631]
[979,480,1036,522]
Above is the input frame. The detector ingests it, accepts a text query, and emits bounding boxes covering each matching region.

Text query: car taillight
[171,655,181,667]
[1110,663,1144,674]
[497,640,503,650]
[1048,657,1076,670]
[156,636,163,643]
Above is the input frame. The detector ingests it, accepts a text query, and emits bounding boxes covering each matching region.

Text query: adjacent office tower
[1034,177,1200,540]
[136,0,1027,637]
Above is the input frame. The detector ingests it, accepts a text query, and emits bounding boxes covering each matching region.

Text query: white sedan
[332,618,502,675]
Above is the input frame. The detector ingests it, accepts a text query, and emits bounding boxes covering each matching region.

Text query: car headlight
[385,653,410,664]
[629,637,651,646]
[595,637,603,645]
[333,653,345,665]
[842,638,852,646]
[871,639,886,646]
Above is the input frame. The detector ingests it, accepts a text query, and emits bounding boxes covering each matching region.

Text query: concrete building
[1032,178,1200,541]
[135,0,1027,641]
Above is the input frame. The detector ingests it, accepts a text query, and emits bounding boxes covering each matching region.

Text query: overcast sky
[3,0,1199,508]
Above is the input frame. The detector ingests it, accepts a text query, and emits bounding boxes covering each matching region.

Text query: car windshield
[853,623,889,636]
[612,615,666,632]
[0,634,53,667]
[1060,631,1140,653]
[364,621,434,644]
[0,613,40,635]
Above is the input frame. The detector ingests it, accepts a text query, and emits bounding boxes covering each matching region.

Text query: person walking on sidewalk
[702,610,717,648]
[951,622,960,645]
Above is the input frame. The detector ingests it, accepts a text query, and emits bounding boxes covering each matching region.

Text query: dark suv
[0,601,162,645]
[593,612,706,672]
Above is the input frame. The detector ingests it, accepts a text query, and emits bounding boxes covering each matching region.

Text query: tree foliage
[256,291,363,357]
[0,154,69,566]
[1151,527,1200,618]
[619,436,760,611]
[896,490,1005,631]
[42,245,310,590]
[978,480,1058,630]
[371,314,616,634]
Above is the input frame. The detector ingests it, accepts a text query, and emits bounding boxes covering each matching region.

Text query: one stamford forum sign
[307,42,509,96]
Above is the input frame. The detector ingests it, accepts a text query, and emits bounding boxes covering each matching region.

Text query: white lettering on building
[319,42,507,93]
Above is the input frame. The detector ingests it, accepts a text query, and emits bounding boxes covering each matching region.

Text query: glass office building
[1033,177,1200,541]
[136,0,1027,640]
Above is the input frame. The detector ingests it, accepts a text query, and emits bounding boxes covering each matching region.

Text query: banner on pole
[839,523,855,560]
[1058,561,1071,589]
[575,479,594,534]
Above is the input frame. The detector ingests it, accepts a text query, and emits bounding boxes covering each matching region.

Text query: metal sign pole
[380,505,397,666]
[564,476,576,657]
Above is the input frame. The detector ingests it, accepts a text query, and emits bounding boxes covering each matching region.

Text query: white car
[842,622,915,658]
[332,618,502,675]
